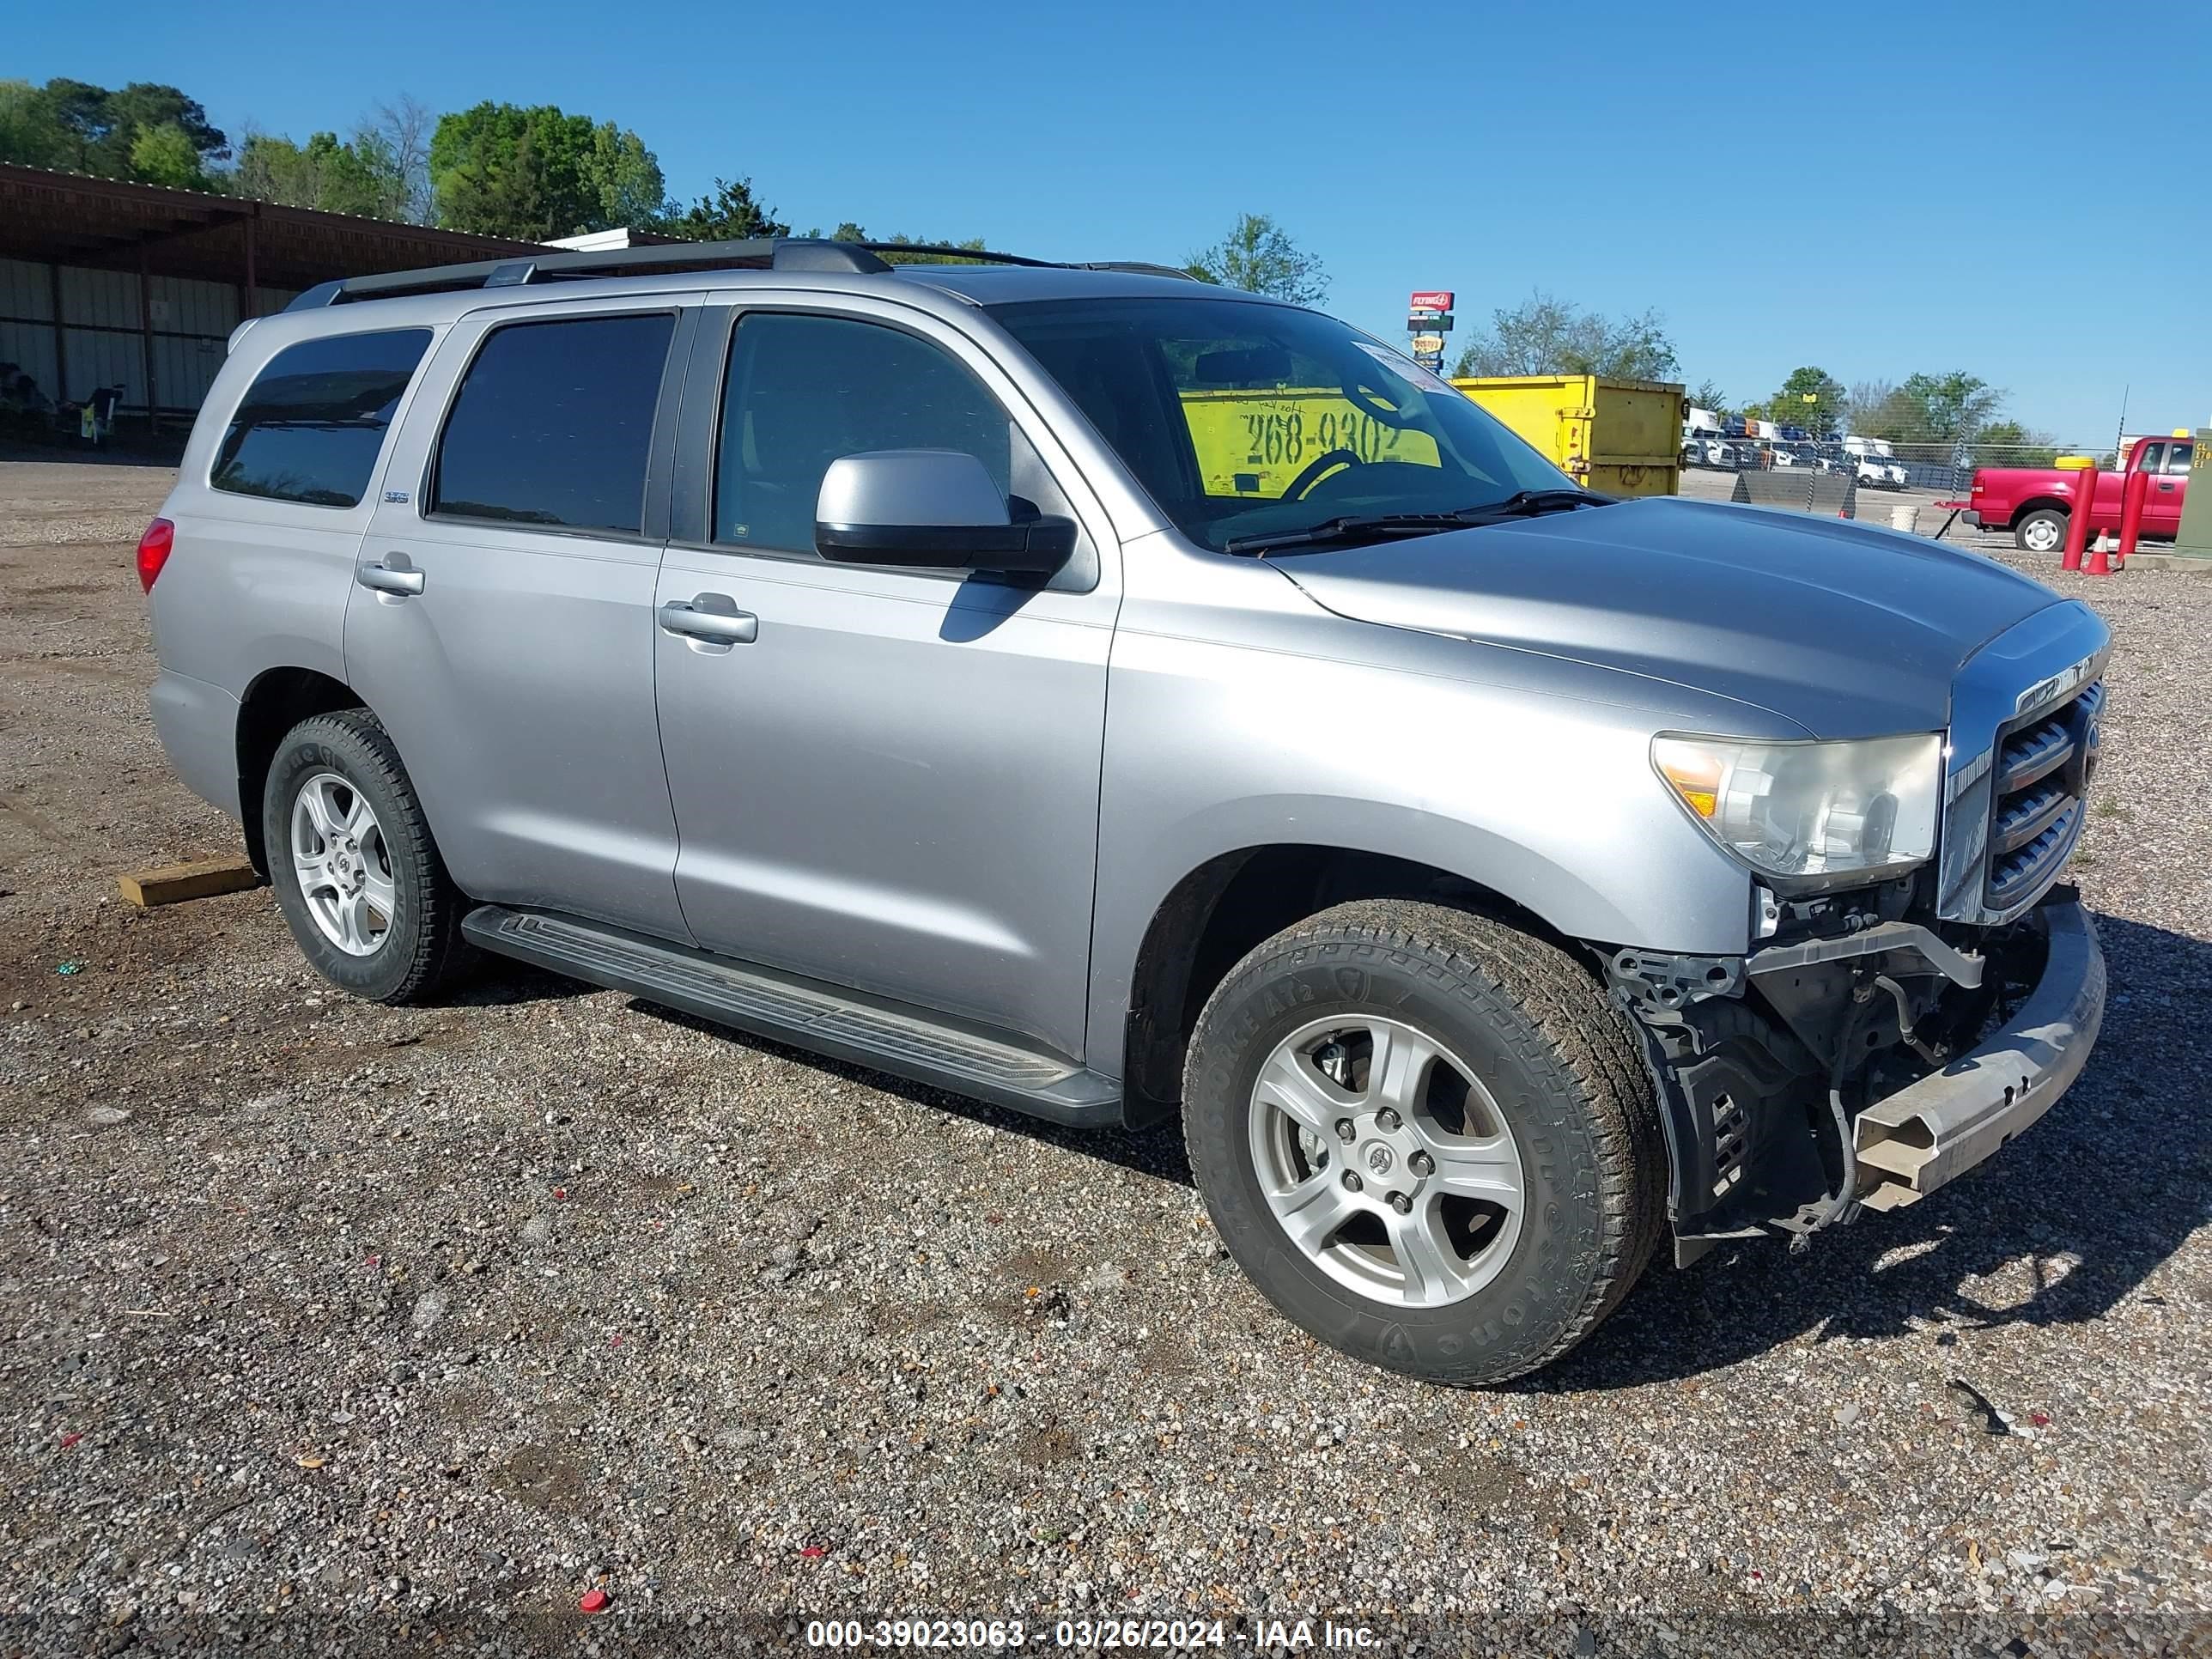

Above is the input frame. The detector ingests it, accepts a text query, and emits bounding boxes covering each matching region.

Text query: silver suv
[142,239,2108,1385]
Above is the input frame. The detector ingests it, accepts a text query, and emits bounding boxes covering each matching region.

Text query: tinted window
[2168,441,2193,476]
[714,313,1012,552]
[991,297,1566,554]
[432,313,673,533]
[211,328,430,507]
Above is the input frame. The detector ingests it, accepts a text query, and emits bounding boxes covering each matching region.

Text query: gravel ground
[3,458,2209,1657]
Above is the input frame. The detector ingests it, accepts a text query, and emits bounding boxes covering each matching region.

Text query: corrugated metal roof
[0,162,540,292]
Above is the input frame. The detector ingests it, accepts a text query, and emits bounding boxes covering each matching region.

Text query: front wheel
[263,708,471,1004]
[1182,901,1666,1386]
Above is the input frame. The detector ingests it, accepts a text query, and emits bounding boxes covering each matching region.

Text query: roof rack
[283,237,1197,312]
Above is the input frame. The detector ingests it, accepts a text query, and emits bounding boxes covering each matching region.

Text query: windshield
[988,296,1573,553]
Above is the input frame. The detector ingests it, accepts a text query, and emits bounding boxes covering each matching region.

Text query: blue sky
[19,0,2209,441]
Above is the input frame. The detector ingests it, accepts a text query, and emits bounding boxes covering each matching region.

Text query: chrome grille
[1983,680,2100,910]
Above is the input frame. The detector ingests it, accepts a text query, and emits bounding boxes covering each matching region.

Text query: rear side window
[431,313,674,534]
[211,328,431,508]
[2168,441,2193,476]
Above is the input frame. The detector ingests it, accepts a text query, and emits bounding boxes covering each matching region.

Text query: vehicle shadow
[1537,910,2212,1391]
[517,909,2208,1391]
[0,440,183,468]
[447,958,605,1010]
[626,1000,1193,1187]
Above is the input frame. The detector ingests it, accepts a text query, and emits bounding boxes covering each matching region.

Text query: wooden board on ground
[117,858,264,908]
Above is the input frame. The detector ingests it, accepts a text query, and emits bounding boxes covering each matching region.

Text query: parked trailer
[1449,374,1686,497]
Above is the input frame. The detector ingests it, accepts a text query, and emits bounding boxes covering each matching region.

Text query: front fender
[1085,617,1761,1075]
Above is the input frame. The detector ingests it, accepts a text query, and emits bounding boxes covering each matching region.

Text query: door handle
[2158,482,2175,491]
[659,598,758,644]
[357,561,425,596]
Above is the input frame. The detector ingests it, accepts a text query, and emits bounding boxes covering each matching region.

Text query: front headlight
[1652,732,1942,888]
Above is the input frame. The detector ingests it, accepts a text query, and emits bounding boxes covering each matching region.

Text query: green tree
[0,78,227,180]
[1771,365,1847,434]
[233,129,410,217]
[1895,371,2003,442]
[870,232,993,265]
[586,123,665,228]
[1856,372,2005,446]
[104,83,225,164]
[1452,291,1678,380]
[0,80,70,168]
[35,78,124,172]
[1845,380,1896,434]
[1185,213,1328,304]
[647,175,788,240]
[1687,378,1730,418]
[127,121,216,191]
[437,123,552,239]
[431,102,665,239]
[1968,419,2061,467]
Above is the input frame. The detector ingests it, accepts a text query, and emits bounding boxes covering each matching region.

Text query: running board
[460,905,1124,1128]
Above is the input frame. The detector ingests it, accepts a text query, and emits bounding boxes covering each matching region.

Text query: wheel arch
[1119,843,1583,1124]
[235,666,369,876]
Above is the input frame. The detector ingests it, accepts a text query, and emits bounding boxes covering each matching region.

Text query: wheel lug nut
[1341,1171,1363,1194]
[1389,1192,1412,1214]
[1411,1152,1434,1176]
[1334,1119,1356,1143]
[1377,1109,1401,1131]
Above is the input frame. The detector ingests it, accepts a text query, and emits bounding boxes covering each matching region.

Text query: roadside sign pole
[1407,290,1455,376]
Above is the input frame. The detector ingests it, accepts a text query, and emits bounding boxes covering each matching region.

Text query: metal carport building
[0,162,538,434]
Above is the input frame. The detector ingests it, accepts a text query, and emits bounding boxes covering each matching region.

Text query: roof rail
[1071,261,1201,281]
[283,237,1200,313]
[853,242,1058,268]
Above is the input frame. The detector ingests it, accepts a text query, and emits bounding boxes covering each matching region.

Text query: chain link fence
[1680,432,2119,499]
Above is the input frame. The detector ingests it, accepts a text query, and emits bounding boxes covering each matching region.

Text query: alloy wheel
[289,770,395,957]
[1248,1015,1526,1308]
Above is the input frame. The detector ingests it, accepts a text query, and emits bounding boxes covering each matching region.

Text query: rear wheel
[2015,507,2067,554]
[263,708,471,1004]
[1182,900,1666,1386]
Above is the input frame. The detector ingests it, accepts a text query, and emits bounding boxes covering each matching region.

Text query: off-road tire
[2014,507,2068,554]
[263,708,472,1005]
[1182,900,1667,1386]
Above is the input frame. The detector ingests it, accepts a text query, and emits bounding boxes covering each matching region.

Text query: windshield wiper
[1453,487,1615,521]
[1223,513,1479,557]
[1222,490,1615,558]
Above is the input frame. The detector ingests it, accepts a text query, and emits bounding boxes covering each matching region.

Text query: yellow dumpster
[1448,374,1686,498]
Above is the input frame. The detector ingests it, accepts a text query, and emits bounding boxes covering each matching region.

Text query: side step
[460,905,1125,1128]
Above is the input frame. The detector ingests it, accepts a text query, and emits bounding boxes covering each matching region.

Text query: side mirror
[814,450,1074,576]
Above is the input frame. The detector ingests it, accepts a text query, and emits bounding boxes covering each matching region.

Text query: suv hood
[1278,496,2058,738]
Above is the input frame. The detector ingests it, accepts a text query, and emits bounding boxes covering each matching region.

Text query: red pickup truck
[1967,434,2193,551]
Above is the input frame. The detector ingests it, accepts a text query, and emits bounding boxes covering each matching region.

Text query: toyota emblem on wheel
[1365,1145,1395,1176]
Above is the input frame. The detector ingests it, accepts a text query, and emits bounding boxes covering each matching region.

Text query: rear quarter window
[210,329,433,508]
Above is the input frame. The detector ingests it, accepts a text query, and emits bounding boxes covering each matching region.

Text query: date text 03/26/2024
[804,1617,1380,1650]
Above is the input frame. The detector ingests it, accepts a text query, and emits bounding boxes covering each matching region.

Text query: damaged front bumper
[1850,898,2104,1209]
[1622,891,2106,1264]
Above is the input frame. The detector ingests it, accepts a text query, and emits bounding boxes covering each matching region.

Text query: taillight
[136,518,174,592]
